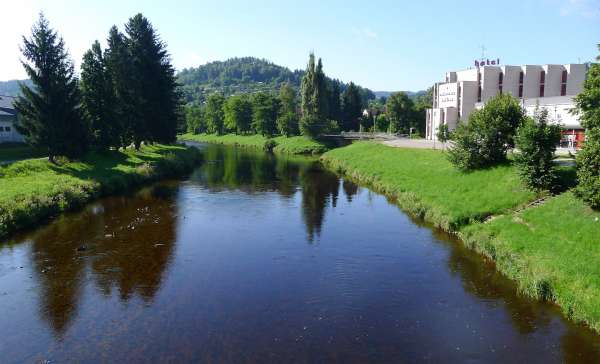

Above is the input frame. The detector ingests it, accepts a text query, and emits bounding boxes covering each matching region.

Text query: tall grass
[0,144,201,239]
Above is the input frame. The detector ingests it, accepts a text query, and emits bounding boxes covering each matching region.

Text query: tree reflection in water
[28,184,179,336]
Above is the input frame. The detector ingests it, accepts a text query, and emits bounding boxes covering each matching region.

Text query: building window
[5,126,10,132]
[561,70,568,96]
[518,71,524,97]
[498,72,503,93]
[477,72,482,102]
[539,70,545,97]
[0,127,4,132]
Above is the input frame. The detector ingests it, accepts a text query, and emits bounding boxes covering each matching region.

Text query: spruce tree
[81,40,118,150]
[328,81,342,122]
[341,82,363,131]
[300,53,329,138]
[105,26,132,148]
[14,13,89,162]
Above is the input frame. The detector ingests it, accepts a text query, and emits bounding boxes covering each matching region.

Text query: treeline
[186,54,431,138]
[177,57,375,105]
[14,13,179,162]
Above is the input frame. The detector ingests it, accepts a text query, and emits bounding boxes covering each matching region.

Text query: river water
[1,143,599,363]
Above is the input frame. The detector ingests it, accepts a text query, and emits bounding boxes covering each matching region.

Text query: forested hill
[0,79,33,96]
[177,57,375,104]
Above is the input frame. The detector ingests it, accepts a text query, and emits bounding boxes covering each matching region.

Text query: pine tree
[105,26,132,148]
[125,13,180,147]
[341,82,363,131]
[300,53,329,138]
[328,81,342,122]
[14,13,88,162]
[81,40,118,150]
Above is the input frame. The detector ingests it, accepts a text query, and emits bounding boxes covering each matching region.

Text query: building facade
[0,95,24,143]
[425,63,588,148]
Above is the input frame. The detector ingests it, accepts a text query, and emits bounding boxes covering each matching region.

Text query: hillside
[177,57,375,104]
[0,79,32,96]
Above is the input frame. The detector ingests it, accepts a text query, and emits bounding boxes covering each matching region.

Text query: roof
[0,95,17,116]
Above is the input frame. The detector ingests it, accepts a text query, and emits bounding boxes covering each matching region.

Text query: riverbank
[0,144,201,239]
[321,141,600,332]
[178,133,330,155]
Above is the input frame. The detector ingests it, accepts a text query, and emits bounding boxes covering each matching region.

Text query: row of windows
[0,126,12,132]
[499,69,569,98]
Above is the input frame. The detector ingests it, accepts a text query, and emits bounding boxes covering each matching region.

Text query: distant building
[0,95,24,143]
[426,63,588,149]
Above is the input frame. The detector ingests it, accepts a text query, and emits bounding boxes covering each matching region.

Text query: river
[1,143,599,363]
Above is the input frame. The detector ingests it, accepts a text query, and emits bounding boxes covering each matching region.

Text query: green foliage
[321,142,535,231]
[341,82,363,131]
[374,114,389,132]
[0,144,201,239]
[574,46,600,208]
[514,109,562,191]
[251,92,279,136]
[179,133,329,155]
[15,13,89,161]
[448,94,525,171]
[185,103,204,133]
[276,82,299,136]
[204,93,225,134]
[105,25,132,147]
[385,92,414,134]
[327,81,342,122]
[81,40,118,150]
[263,139,278,153]
[575,129,600,208]
[436,123,450,143]
[300,54,329,138]
[223,94,252,134]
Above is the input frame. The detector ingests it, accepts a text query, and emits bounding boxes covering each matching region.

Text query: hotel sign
[475,58,500,67]
[438,83,458,108]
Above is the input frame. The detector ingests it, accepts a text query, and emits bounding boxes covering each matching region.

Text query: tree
[374,114,388,132]
[574,44,600,208]
[185,103,204,133]
[105,25,132,148]
[224,95,252,134]
[124,13,180,147]
[251,92,279,136]
[81,40,118,150]
[300,53,329,137]
[436,123,450,150]
[328,81,342,122]
[448,93,525,171]
[204,93,225,134]
[277,82,298,136]
[14,13,89,162]
[385,92,414,134]
[341,82,363,131]
[514,109,562,191]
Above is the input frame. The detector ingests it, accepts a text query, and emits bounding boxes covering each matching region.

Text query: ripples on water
[0,143,599,363]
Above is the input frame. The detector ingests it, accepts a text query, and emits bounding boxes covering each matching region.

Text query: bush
[514,109,562,191]
[448,94,525,171]
[263,139,278,153]
[575,128,600,208]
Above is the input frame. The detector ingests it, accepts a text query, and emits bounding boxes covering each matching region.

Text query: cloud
[558,0,600,18]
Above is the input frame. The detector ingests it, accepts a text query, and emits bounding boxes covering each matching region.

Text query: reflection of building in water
[426,63,588,149]
[29,184,178,336]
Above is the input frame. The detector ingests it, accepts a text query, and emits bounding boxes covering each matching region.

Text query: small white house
[0,95,24,143]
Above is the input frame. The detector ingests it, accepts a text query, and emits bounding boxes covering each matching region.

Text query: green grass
[0,143,44,162]
[0,144,201,239]
[461,192,600,331]
[321,142,536,230]
[179,133,330,155]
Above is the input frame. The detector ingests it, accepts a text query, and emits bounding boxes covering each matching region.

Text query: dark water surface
[1,143,600,363]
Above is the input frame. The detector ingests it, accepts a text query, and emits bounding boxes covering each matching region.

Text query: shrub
[448,94,525,171]
[575,128,600,208]
[263,139,278,153]
[514,109,562,191]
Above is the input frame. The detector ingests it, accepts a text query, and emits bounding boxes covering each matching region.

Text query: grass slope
[179,133,329,155]
[461,192,600,331]
[0,143,44,162]
[0,144,201,239]
[321,142,536,230]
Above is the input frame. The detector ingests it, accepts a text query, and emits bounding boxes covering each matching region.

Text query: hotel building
[425,62,588,148]
[0,95,24,143]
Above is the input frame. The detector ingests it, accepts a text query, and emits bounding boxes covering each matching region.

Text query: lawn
[0,143,44,162]
[179,133,330,155]
[461,192,600,331]
[0,144,201,239]
[321,141,536,230]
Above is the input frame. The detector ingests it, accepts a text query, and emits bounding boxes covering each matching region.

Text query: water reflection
[27,184,178,336]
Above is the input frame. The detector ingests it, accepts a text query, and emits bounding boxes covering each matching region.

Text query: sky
[0,0,598,91]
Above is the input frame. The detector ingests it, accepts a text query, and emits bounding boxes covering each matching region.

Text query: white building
[426,62,588,148]
[0,95,24,143]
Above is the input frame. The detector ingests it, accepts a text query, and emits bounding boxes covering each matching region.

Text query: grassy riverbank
[0,143,44,162]
[179,133,330,155]
[0,144,201,239]
[321,141,600,332]
[321,142,536,230]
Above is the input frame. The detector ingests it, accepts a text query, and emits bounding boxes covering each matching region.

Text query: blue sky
[1,0,598,90]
